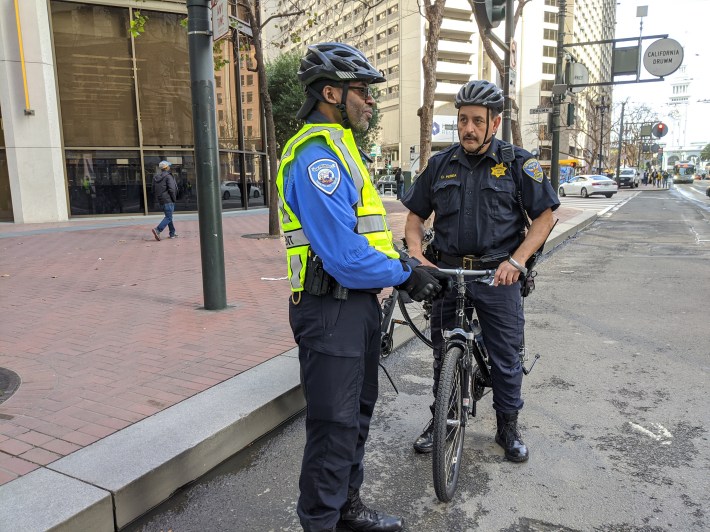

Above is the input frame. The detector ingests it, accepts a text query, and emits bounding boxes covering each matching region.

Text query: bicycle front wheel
[432,345,466,502]
[397,292,433,348]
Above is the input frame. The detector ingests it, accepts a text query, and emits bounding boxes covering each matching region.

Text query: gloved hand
[397,266,449,302]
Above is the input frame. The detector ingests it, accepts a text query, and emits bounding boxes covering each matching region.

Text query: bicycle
[379,288,433,359]
[431,268,539,502]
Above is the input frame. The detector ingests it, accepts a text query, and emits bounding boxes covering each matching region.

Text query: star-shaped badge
[491,162,507,178]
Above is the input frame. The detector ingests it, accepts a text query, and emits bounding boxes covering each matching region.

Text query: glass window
[51,2,138,147]
[144,152,196,213]
[219,151,265,209]
[134,10,193,147]
[65,150,143,215]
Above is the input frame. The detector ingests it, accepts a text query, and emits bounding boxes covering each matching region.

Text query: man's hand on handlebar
[494,261,522,287]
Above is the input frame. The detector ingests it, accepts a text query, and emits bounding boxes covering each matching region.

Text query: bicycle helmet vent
[298,42,386,86]
[455,80,504,113]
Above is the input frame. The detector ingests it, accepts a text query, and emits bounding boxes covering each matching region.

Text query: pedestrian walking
[151,161,178,240]
[402,79,560,463]
[394,167,404,199]
[276,42,449,532]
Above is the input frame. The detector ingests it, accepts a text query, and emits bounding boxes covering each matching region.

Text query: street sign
[643,38,684,77]
[530,107,552,115]
[370,144,381,157]
[569,63,589,93]
[211,0,231,42]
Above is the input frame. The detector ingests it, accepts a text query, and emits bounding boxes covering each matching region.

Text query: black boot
[413,418,433,454]
[337,489,404,531]
[495,411,529,463]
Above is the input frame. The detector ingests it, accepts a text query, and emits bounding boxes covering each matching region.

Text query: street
[129,189,710,532]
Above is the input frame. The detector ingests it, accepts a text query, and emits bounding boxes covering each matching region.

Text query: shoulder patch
[523,158,544,183]
[308,158,341,195]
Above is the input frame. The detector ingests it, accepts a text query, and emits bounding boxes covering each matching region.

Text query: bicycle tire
[397,293,433,348]
[432,345,466,502]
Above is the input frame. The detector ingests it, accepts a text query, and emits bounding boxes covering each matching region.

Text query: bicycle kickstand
[522,354,540,376]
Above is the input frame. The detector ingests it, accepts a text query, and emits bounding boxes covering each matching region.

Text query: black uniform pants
[430,275,525,414]
[289,291,381,532]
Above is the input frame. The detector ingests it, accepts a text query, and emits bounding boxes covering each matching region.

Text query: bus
[673,161,695,184]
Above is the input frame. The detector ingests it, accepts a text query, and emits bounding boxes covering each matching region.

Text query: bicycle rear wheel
[432,345,465,502]
[397,292,433,348]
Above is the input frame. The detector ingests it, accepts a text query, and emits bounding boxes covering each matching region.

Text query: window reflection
[65,151,143,215]
[219,151,265,209]
[144,153,196,213]
[134,11,193,147]
[51,2,138,147]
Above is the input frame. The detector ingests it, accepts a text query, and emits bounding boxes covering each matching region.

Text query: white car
[558,175,618,198]
[220,181,261,200]
[616,167,640,188]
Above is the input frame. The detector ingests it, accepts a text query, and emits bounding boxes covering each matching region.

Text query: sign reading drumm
[643,38,684,77]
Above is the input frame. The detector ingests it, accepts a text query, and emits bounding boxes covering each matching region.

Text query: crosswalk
[559,191,637,214]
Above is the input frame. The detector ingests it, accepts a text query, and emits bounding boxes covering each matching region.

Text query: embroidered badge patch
[523,158,544,183]
[308,159,341,195]
[491,162,507,178]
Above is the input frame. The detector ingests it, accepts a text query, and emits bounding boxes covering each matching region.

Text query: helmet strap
[336,84,352,129]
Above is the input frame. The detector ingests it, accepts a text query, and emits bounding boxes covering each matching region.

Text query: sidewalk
[0,199,594,531]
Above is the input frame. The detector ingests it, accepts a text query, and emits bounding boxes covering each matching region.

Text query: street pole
[550,0,566,192]
[616,100,626,179]
[187,0,227,310]
[501,0,514,143]
[598,95,606,173]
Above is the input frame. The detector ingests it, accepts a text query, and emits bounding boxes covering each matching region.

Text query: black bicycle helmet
[298,42,386,86]
[455,80,504,113]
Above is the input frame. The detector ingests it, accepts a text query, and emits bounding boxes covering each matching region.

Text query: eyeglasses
[348,85,373,100]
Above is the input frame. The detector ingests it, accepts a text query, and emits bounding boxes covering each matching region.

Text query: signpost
[530,107,552,115]
[211,0,230,42]
[643,38,684,77]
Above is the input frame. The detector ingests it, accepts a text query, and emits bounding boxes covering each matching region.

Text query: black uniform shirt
[402,137,560,257]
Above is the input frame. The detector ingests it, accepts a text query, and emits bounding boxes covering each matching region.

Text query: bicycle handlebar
[435,268,496,287]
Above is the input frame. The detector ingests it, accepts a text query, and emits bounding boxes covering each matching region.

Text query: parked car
[220,181,261,200]
[558,174,618,198]
[376,174,397,194]
[616,167,640,188]
[706,185,710,198]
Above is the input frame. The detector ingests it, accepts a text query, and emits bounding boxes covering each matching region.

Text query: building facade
[0,0,265,224]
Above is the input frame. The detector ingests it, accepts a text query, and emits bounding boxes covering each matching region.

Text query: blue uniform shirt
[403,137,560,256]
[282,112,410,289]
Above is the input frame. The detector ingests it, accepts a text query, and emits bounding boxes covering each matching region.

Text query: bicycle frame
[437,268,495,420]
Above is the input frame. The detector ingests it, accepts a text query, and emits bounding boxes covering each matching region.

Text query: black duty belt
[438,252,508,270]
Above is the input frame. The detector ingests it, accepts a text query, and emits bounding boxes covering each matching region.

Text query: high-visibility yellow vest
[277,123,399,292]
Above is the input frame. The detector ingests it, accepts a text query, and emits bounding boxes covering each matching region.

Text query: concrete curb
[0,211,599,531]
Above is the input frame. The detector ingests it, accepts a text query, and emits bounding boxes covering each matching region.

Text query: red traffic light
[652,122,668,138]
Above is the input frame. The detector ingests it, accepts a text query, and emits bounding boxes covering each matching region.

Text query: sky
[611,0,710,149]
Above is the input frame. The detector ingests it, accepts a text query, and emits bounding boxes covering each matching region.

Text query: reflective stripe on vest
[276,123,399,292]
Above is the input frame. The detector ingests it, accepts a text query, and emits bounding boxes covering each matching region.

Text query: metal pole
[616,101,625,180]
[501,0,514,143]
[598,95,605,173]
[187,0,227,310]
[550,0,566,192]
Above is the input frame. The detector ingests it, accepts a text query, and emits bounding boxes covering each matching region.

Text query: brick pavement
[0,199,579,486]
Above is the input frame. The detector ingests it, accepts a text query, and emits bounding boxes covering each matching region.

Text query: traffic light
[566,103,575,126]
[473,0,506,30]
[652,122,668,138]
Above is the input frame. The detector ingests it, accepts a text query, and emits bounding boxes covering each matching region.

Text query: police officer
[276,43,449,532]
[402,80,560,463]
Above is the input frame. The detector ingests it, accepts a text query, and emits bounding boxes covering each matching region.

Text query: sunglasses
[347,85,373,99]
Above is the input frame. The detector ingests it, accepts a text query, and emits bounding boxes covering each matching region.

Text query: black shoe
[495,411,529,463]
[337,490,403,531]
[413,418,433,454]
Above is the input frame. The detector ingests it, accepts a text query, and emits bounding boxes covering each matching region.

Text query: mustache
[462,135,477,141]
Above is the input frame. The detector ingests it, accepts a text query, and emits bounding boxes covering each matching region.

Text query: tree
[236,0,318,236]
[469,0,533,147]
[701,143,710,161]
[418,0,447,168]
